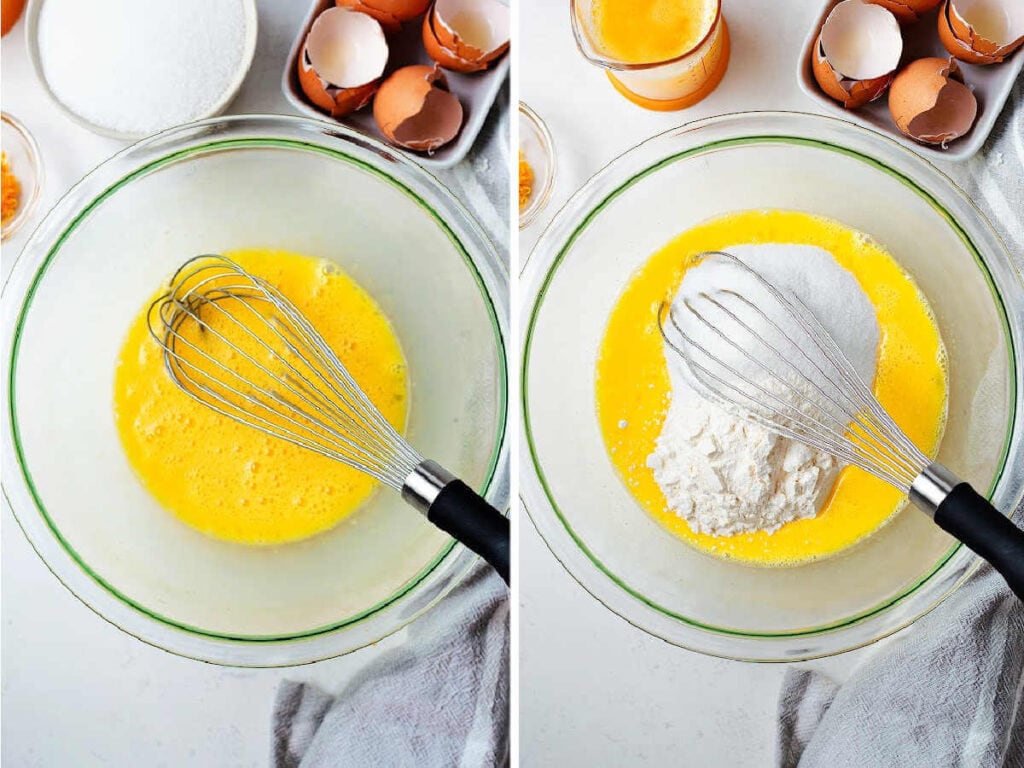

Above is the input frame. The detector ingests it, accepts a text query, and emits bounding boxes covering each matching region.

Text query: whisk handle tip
[934,483,1024,601]
[428,480,510,585]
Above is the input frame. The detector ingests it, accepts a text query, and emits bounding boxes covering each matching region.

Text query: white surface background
[1,1,507,766]
[516,0,993,765]
[2,0,1009,764]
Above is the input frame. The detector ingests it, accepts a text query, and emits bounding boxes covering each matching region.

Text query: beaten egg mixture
[114,248,408,545]
[591,0,718,63]
[596,210,948,566]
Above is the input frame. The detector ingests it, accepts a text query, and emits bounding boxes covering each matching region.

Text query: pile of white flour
[647,244,880,537]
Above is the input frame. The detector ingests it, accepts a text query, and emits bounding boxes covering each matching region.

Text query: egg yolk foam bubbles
[590,0,718,63]
[114,248,409,546]
[596,210,948,566]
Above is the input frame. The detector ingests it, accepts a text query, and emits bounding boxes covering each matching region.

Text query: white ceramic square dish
[282,0,509,170]
[798,1,1024,162]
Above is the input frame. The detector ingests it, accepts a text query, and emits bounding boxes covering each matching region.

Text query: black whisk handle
[428,480,510,585]
[934,483,1024,600]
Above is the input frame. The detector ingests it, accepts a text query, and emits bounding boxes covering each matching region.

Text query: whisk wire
[267,287,421,469]
[691,291,927,484]
[769,280,931,469]
[147,255,422,491]
[160,301,408,486]
[659,251,932,493]
[661,310,918,490]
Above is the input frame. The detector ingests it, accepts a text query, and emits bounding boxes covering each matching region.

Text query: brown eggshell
[842,73,895,108]
[328,81,379,116]
[422,8,488,72]
[889,57,978,146]
[811,39,850,104]
[297,45,379,118]
[1,0,26,36]
[298,47,337,113]
[812,39,894,108]
[866,0,921,23]
[890,57,957,134]
[938,1,1002,63]
[477,38,510,67]
[948,0,1002,55]
[366,0,430,19]
[373,64,464,152]
[946,0,1024,60]
[812,2,902,108]
[432,0,510,65]
[867,0,942,22]
[903,0,943,12]
[297,9,387,117]
[947,1,976,45]
[336,0,401,32]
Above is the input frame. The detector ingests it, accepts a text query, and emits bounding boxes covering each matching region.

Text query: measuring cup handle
[428,480,510,585]
[934,483,1024,601]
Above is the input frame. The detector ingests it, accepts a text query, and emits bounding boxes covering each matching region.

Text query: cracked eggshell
[889,57,978,145]
[373,64,464,152]
[940,0,1024,63]
[298,55,379,115]
[298,8,389,117]
[335,0,430,33]
[426,0,510,70]
[812,41,896,107]
[422,9,487,72]
[812,0,903,108]
[938,1,999,62]
[2,0,26,36]
[867,0,942,23]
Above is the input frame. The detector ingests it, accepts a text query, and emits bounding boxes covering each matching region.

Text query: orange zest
[519,150,534,210]
[1,151,20,226]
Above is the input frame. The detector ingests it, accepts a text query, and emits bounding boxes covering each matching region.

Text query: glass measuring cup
[570,0,730,111]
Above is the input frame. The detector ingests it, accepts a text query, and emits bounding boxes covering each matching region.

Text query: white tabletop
[0,2,447,765]
[3,0,1000,763]
[518,1,910,764]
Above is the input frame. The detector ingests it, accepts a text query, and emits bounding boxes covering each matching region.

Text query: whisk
[147,255,509,583]
[659,250,1024,599]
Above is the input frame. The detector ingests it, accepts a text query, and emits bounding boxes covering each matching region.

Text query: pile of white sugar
[37,0,248,135]
[648,244,880,537]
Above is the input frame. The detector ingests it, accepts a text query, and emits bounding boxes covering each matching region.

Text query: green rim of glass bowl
[522,132,1017,644]
[7,135,508,645]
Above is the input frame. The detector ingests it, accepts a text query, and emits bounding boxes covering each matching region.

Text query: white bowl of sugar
[25,0,258,140]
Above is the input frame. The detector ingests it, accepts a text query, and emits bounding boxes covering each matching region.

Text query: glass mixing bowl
[521,111,1024,661]
[2,115,509,666]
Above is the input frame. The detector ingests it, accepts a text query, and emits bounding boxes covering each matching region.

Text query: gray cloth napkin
[272,91,510,768]
[273,564,509,768]
[778,566,1024,767]
[777,80,1024,768]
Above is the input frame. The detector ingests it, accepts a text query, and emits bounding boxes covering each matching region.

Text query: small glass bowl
[519,102,555,230]
[1,112,43,242]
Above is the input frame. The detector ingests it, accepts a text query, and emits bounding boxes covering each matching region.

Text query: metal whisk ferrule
[655,250,1024,602]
